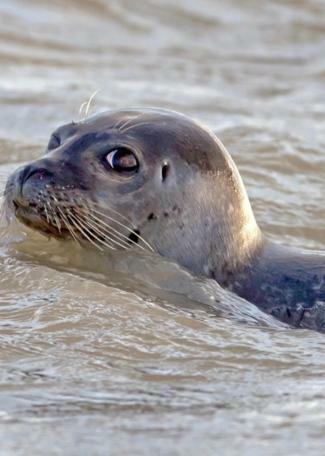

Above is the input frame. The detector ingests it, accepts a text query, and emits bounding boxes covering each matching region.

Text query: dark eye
[106,148,138,172]
[48,134,61,151]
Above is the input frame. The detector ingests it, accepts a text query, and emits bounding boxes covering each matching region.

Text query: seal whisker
[84,90,100,118]
[44,203,50,224]
[78,101,88,119]
[90,201,137,229]
[76,211,133,250]
[56,205,80,245]
[70,211,114,251]
[48,201,62,234]
[46,201,56,226]
[113,119,126,130]
[115,117,135,132]
[122,121,154,134]
[86,211,147,251]
[117,117,141,133]
[90,210,154,252]
[84,205,154,252]
[46,195,62,231]
[90,212,146,250]
[79,207,145,250]
[78,90,100,119]
[43,190,112,249]
[64,215,87,247]
[66,211,105,252]
[72,211,124,251]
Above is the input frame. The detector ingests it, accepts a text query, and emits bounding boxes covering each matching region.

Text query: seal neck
[192,172,263,283]
[228,240,325,328]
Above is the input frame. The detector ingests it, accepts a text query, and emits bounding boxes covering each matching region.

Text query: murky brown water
[0,0,324,454]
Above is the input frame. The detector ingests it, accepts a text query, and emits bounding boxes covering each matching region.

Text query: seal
[3,108,325,331]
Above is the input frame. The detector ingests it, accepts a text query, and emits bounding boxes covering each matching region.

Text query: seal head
[5,108,261,278]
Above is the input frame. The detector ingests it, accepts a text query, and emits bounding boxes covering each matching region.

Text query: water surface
[0,0,324,454]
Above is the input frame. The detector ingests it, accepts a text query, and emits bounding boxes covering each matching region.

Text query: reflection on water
[0,0,324,454]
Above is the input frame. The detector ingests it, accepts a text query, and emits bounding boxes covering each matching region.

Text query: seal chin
[14,203,68,239]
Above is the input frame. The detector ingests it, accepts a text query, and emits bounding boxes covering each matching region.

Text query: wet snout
[8,156,88,211]
[4,156,88,238]
[11,161,54,209]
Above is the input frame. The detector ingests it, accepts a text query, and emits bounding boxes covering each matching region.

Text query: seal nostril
[23,167,49,184]
[18,165,53,195]
[13,164,54,208]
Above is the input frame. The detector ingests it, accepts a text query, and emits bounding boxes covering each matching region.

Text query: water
[0,0,324,454]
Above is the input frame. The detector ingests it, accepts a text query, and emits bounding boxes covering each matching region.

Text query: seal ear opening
[161,162,170,182]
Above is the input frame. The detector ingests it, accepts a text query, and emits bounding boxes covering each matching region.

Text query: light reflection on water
[0,0,324,454]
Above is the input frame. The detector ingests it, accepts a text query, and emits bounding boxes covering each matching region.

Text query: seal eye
[47,134,61,151]
[106,148,138,172]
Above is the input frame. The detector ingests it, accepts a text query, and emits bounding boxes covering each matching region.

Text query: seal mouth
[11,198,153,253]
[14,203,110,244]
[13,202,70,239]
